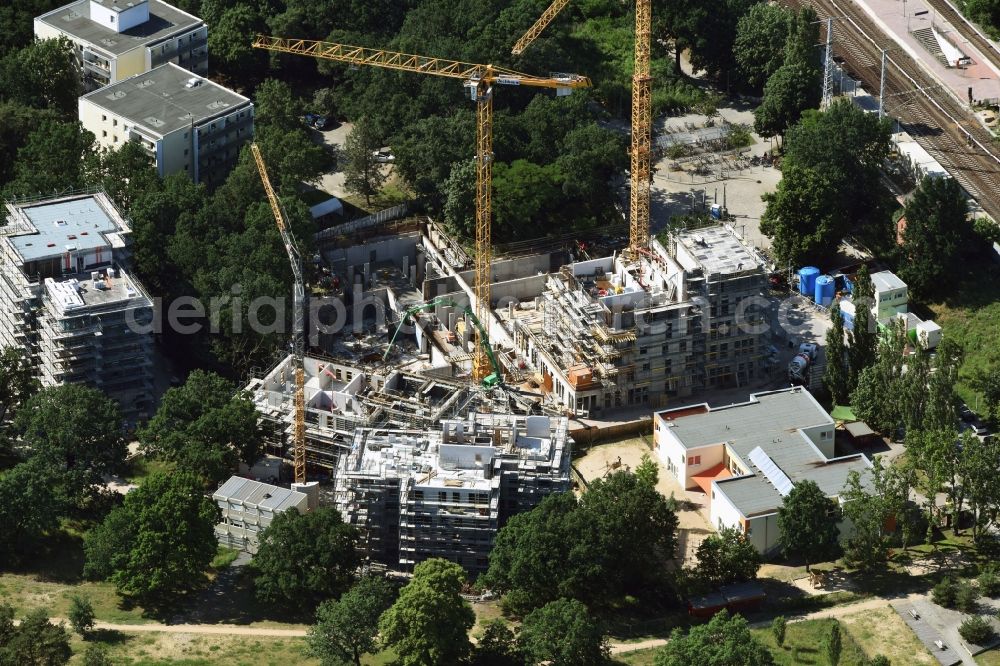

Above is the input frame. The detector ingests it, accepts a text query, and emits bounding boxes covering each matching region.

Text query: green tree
[0,458,65,565]
[693,526,762,587]
[824,303,850,405]
[395,111,474,209]
[932,576,958,608]
[492,160,563,241]
[471,620,523,666]
[308,576,395,666]
[83,471,218,602]
[734,3,791,91]
[972,368,1000,423]
[635,453,659,488]
[343,117,387,205]
[442,158,476,238]
[840,457,908,571]
[899,176,972,300]
[518,598,609,666]
[0,102,60,187]
[0,345,38,421]
[378,558,475,666]
[654,610,774,666]
[67,595,95,637]
[1,608,72,666]
[825,621,842,666]
[84,140,161,213]
[14,384,126,506]
[777,480,841,570]
[82,644,114,666]
[771,616,787,647]
[847,264,878,391]
[979,564,1000,597]
[139,370,262,485]
[207,4,268,85]
[5,120,94,196]
[851,321,908,437]
[0,37,81,116]
[254,508,360,607]
[923,338,961,431]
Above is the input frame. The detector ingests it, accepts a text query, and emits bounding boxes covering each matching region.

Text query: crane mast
[250,143,307,484]
[630,0,652,253]
[252,36,589,384]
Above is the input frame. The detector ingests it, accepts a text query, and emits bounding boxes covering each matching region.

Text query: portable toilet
[798,266,820,296]
[815,275,835,307]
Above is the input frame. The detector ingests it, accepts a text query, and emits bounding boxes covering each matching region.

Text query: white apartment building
[335,414,572,573]
[79,63,253,185]
[0,192,155,419]
[35,0,207,91]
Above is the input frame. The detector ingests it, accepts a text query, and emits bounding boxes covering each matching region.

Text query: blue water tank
[815,275,835,307]
[798,266,820,296]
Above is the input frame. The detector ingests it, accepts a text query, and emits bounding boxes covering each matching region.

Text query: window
[112,135,118,143]
[184,149,189,156]
[711,490,715,499]
[101,130,107,138]
[690,455,701,466]
[642,362,651,372]
[102,114,107,121]
[109,15,115,23]
[113,119,117,127]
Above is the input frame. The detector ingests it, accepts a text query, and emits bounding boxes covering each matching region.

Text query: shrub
[868,656,890,666]
[959,615,995,645]
[956,580,980,613]
[932,576,958,608]
[771,615,786,647]
[68,595,95,637]
[980,564,1000,597]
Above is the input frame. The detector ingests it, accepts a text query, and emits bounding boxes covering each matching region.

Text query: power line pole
[822,17,834,108]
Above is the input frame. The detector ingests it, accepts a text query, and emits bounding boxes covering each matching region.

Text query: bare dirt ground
[574,438,714,565]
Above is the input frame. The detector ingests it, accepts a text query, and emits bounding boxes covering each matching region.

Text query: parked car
[303,113,328,130]
[373,150,394,163]
[960,404,976,422]
[974,423,989,437]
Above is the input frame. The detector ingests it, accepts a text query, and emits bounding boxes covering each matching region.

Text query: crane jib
[495,76,521,86]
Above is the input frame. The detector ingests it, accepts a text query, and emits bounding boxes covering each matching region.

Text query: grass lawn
[977,647,1000,665]
[613,646,660,665]
[925,262,1000,407]
[340,175,410,215]
[753,618,868,666]
[124,456,176,484]
[210,547,240,570]
[68,632,318,666]
[839,607,936,665]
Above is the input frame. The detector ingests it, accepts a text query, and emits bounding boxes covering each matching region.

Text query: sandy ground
[309,122,352,198]
[650,105,783,253]
[574,438,714,565]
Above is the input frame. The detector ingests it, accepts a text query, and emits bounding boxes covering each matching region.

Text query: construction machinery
[251,36,590,385]
[250,143,307,484]
[510,0,652,253]
[382,297,503,389]
[511,0,572,55]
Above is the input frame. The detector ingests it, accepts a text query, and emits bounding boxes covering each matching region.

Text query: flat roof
[36,0,202,56]
[214,476,307,512]
[871,270,907,293]
[659,388,872,517]
[8,195,122,263]
[81,63,250,136]
[44,271,148,313]
[676,225,761,275]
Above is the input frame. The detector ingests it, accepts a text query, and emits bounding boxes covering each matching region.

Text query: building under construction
[245,354,475,471]
[333,413,571,572]
[0,191,155,419]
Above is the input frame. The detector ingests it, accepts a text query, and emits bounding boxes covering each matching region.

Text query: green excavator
[382,298,502,389]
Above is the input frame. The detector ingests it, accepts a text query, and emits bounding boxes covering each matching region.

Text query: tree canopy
[0,345,38,421]
[654,610,774,666]
[777,479,841,570]
[253,508,360,608]
[83,471,219,601]
[482,470,678,613]
[734,4,791,92]
[139,370,262,485]
[693,526,762,588]
[518,598,609,666]
[378,558,475,666]
[308,576,396,666]
[0,606,72,666]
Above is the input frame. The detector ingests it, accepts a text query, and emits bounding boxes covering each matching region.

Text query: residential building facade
[334,414,572,573]
[213,476,309,554]
[79,63,253,185]
[35,0,207,92]
[0,192,155,419]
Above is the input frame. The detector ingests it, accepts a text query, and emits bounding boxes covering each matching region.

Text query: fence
[314,202,412,242]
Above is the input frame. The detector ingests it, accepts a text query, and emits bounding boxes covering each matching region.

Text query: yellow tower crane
[252,35,590,383]
[630,0,652,253]
[250,143,307,484]
[510,1,652,253]
[511,0,572,55]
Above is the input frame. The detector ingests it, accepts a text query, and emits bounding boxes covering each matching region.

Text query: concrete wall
[710,479,744,532]
[115,47,146,81]
[326,234,420,270]
[490,274,548,305]
[800,424,835,458]
[158,126,190,177]
[745,513,780,554]
[456,253,555,285]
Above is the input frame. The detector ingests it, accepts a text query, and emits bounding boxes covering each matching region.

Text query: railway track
[785,0,1000,221]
